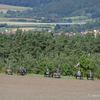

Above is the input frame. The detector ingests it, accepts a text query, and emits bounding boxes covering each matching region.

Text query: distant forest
[0,0,100,18]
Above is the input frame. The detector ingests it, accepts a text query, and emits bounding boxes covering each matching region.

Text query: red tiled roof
[74,33,76,35]
[1,31,4,34]
[12,31,16,34]
[65,33,69,35]
[57,33,61,35]
[82,31,94,35]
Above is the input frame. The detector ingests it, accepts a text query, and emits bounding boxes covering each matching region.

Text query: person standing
[20,67,22,72]
[46,68,49,74]
[77,69,81,76]
[90,70,92,78]
[57,69,59,73]
[8,66,10,69]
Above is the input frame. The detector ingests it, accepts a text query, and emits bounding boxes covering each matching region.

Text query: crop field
[63,16,87,20]
[63,16,96,23]
[0,74,100,100]
[0,4,32,13]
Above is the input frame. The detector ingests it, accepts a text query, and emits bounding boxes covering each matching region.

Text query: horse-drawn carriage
[44,68,53,77]
[44,72,53,77]
[75,72,83,79]
[5,68,14,75]
[52,69,62,78]
[52,72,62,78]
[17,68,28,75]
[44,68,62,78]
[87,74,95,80]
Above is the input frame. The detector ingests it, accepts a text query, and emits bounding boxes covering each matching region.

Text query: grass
[0,27,50,32]
[27,74,99,81]
[63,16,97,23]
[63,16,87,20]
[0,27,16,31]
[0,19,9,22]
[0,13,10,18]
[0,8,26,10]
[0,72,99,81]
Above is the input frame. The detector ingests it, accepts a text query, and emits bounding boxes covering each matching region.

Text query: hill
[0,0,100,18]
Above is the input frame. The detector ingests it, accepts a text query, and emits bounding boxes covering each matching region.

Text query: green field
[63,16,96,23]
[0,13,10,18]
[0,27,16,31]
[0,19,9,22]
[27,74,99,81]
[63,16,87,19]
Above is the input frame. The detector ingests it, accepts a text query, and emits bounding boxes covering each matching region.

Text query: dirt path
[0,74,100,100]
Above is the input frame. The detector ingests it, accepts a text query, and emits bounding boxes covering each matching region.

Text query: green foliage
[0,28,100,78]
[1,65,7,72]
[78,55,96,76]
[39,61,47,74]
[63,64,72,76]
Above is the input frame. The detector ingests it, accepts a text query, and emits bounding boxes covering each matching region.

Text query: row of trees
[0,28,100,77]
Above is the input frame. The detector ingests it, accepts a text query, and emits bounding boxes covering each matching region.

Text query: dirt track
[0,74,100,100]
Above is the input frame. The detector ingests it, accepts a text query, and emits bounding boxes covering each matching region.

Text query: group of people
[20,67,26,72]
[8,66,92,76]
[8,66,26,73]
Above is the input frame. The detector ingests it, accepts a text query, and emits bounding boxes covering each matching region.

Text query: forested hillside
[0,29,100,77]
[0,0,100,17]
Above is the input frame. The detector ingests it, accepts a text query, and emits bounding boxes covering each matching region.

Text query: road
[0,22,85,25]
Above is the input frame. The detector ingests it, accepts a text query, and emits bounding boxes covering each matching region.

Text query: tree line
[0,28,100,77]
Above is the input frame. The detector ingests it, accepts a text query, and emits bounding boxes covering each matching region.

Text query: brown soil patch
[0,4,28,9]
[0,74,100,100]
[0,10,8,13]
[12,28,35,31]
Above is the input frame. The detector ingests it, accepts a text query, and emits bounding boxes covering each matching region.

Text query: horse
[5,68,14,75]
[44,72,53,77]
[87,74,95,80]
[75,72,83,79]
[52,72,62,78]
[98,75,100,79]
[17,69,28,75]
